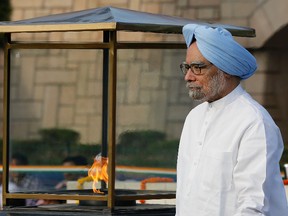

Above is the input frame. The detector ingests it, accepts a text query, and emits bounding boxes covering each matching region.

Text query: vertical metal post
[2,33,11,207]
[107,30,117,209]
[101,31,109,190]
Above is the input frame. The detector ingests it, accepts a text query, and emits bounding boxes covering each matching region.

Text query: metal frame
[1,30,184,210]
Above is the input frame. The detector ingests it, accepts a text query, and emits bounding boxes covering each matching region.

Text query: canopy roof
[0,6,255,37]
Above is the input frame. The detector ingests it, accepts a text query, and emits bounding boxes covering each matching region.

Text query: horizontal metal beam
[5,190,175,201]
[6,42,186,49]
[7,42,111,49]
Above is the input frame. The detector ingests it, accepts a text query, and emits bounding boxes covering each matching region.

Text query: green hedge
[9,139,101,165]
[0,128,101,165]
[0,129,179,168]
[116,130,179,168]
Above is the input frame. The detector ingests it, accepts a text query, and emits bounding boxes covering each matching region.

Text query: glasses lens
[180,63,188,74]
[180,62,212,75]
[192,65,201,75]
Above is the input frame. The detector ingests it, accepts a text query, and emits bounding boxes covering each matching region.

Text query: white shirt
[176,84,288,216]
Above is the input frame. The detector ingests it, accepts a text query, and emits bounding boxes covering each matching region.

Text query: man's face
[185,42,227,102]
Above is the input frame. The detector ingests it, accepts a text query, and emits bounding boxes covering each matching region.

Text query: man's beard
[186,70,226,102]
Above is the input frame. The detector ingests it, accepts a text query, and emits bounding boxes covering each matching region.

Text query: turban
[182,24,257,79]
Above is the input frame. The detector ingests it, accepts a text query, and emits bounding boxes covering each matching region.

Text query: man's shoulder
[236,93,277,125]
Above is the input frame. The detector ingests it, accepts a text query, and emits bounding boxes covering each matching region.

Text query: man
[176,24,288,216]
[55,155,88,189]
[10,153,43,206]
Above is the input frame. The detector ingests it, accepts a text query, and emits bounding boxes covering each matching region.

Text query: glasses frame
[180,61,212,75]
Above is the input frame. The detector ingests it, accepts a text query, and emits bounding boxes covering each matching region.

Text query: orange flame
[88,156,108,194]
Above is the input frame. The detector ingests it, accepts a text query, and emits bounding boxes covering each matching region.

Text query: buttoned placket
[195,104,213,165]
[186,104,215,196]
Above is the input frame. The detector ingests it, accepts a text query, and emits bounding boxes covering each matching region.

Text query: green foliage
[39,128,80,145]
[0,128,100,165]
[0,129,179,168]
[0,0,12,48]
[9,139,100,165]
[9,141,100,165]
[73,144,101,163]
[117,130,166,154]
[39,128,80,156]
[116,130,179,168]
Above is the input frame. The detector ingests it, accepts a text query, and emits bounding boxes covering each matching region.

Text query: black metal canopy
[0,6,255,37]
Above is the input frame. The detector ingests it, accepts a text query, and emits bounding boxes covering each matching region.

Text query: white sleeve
[232,120,283,216]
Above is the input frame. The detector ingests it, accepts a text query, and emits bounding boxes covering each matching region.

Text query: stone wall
[1,0,286,145]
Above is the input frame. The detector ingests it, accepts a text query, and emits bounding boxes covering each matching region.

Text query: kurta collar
[207,84,245,109]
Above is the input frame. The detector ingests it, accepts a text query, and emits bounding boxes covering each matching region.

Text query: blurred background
[0,0,287,187]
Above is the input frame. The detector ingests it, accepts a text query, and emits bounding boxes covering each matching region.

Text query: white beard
[187,70,227,102]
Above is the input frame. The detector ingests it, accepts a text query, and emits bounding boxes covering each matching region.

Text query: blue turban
[183,24,257,79]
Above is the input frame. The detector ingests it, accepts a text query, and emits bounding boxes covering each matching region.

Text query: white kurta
[176,84,288,216]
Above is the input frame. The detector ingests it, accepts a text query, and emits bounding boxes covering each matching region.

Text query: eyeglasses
[180,62,213,75]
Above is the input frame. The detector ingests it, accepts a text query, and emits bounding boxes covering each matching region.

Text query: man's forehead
[186,43,206,62]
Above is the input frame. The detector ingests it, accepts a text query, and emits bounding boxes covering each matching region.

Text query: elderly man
[176,24,288,216]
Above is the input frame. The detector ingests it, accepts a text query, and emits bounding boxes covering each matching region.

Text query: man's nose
[184,69,196,81]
